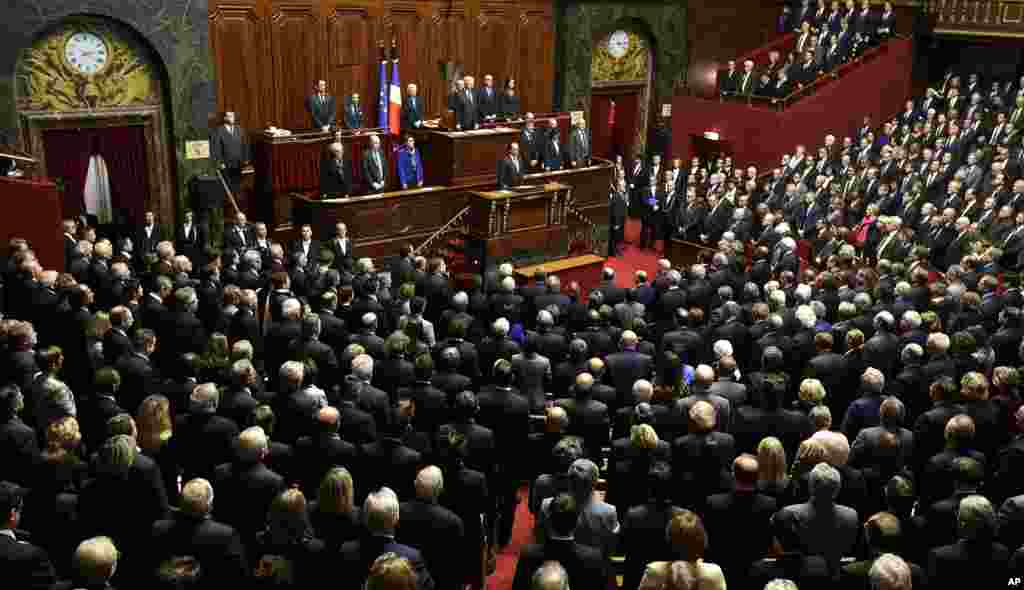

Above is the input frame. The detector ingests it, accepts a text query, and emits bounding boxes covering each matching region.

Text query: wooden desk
[411,127,520,187]
[665,238,717,268]
[467,183,569,259]
[287,159,615,261]
[252,128,392,228]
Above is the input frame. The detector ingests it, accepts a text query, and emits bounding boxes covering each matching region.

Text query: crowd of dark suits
[11,72,1024,590]
[721,0,895,102]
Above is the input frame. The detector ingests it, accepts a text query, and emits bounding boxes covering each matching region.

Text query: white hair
[775,222,792,236]
[958,494,996,541]
[765,580,800,590]
[452,291,469,306]
[501,276,516,292]
[796,305,817,329]
[493,317,510,337]
[794,283,812,302]
[769,289,787,308]
[713,339,733,359]
[414,465,444,501]
[869,554,912,590]
[632,379,653,401]
[901,310,921,328]
[352,353,374,380]
[691,264,707,279]
[874,311,895,330]
[808,462,841,501]
[364,487,400,534]
[780,237,797,251]
[498,263,514,277]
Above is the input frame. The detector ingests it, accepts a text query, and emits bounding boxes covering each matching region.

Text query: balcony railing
[925,0,1024,36]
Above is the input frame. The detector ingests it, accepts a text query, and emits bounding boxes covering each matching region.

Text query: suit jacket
[567,127,591,167]
[173,412,240,482]
[343,99,364,129]
[512,538,606,590]
[397,147,424,188]
[456,89,478,130]
[209,124,249,169]
[498,156,525,189]
[704,491,778,581]
[175,222,207,260]
[212,461,286,540]
[361,148,388,191]
[320,157,351,196]
[476,86,500,121]
[928,540,1009,590]
[397,499,465,590]
[306,93,337,128]
[401,95,423,130]
[541,134,564,171]
[775,500,859,569]
[605,350,655,406]
[360,438,423,500]
[150,512,248,590]
[294,433,358,494]
[0,532,56,590]
[340,535,435,590]
[136,223,169,258]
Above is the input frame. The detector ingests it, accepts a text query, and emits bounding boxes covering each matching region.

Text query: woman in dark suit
[319,141,351,198]
[499,78,521,120]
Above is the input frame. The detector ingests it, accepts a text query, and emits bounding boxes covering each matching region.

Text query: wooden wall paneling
[209,2,268,130]
[477,4,515,92]
[389,3,425,130]
[327,6,375,129]
[270,2,323,130]
[422,9,468,120]
[518,9,555,114]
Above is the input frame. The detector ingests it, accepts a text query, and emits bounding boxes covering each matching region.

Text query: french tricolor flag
[389,59,401,136]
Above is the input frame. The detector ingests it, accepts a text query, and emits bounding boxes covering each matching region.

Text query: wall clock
[64,32,109,76]
[607,30,630,59]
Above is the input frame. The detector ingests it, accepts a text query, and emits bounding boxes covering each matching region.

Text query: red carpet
[487,486,534,590]
[605,218,662,289]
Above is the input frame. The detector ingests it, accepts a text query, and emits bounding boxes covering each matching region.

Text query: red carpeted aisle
[605,218,662,289]
[487,486,534,590]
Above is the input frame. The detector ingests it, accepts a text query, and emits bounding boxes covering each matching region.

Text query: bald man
[398,466,466,590]
[703,454,778,584]
[294,406,358,494]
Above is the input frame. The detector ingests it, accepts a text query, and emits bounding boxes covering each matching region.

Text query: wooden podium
[412,127,520,187]
[252,128,392,229]
[0,176,63,270]
[465,183,571,259]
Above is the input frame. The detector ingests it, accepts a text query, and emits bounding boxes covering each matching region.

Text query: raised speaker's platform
[514,254,606,289]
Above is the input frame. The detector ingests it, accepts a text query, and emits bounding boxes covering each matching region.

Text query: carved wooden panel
[328,7,374,121]
[477,8,516,89]
[209,4,268,129]
[518,10,555,114]
[270,3,321,130]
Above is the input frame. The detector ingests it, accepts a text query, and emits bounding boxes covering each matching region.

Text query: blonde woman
[309,467,361,551]
[136,395,180,504]
[756,437,792,501]
[794,378,826,414]
[639,511,727,590]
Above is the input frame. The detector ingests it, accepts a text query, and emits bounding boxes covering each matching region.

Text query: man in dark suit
[0,481,56,590]
[341,488,435,590]
[476,74,500,124]
[397,466,466,590]
[224,210,254,255]
[658,175,680,245]
[568,117,591,169]
[520,113,541,169]
[609,177,629,257]
[360,408,423,501]
[344,93,364,129]
[704,455,778,585]
[209,111,249,197]
[320,141,352,198]
[737,59,757,97]
[541,118,564,172]
[605,330,655,407]
[362,134,387,193]
[401,83,424,131]
[327,221,354,273]
[150,478,248,588]
[498,142,525,189]
[293,406,358,495]
[511,493,606,590]
[175,208,206,263]
[135,210,168,263]
[212,426,286,542]
[457,76,478,131]
[61,218,78,271]
[476,359,530,546]
[306,79,337,130]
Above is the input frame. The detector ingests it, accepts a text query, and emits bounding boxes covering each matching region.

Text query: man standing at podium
[542,119,563,171]
[320,141,351,198]
[498,142,524,189]
[306,79,336,131]
[397,136,424,190]
[344,94,364,130]
[362,134,387,193]
[210,111,249,197]
[457,76,478,131]
[401,83,423,131]
[568,117,591,169]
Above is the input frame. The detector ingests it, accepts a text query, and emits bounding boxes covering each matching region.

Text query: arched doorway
[590,25,654,162]
[15,15,175,237]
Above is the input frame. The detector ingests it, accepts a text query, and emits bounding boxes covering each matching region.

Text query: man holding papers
[498,142,525,189]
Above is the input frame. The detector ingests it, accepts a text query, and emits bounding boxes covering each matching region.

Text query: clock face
[64,32,109,76]
[607,30,630,59]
